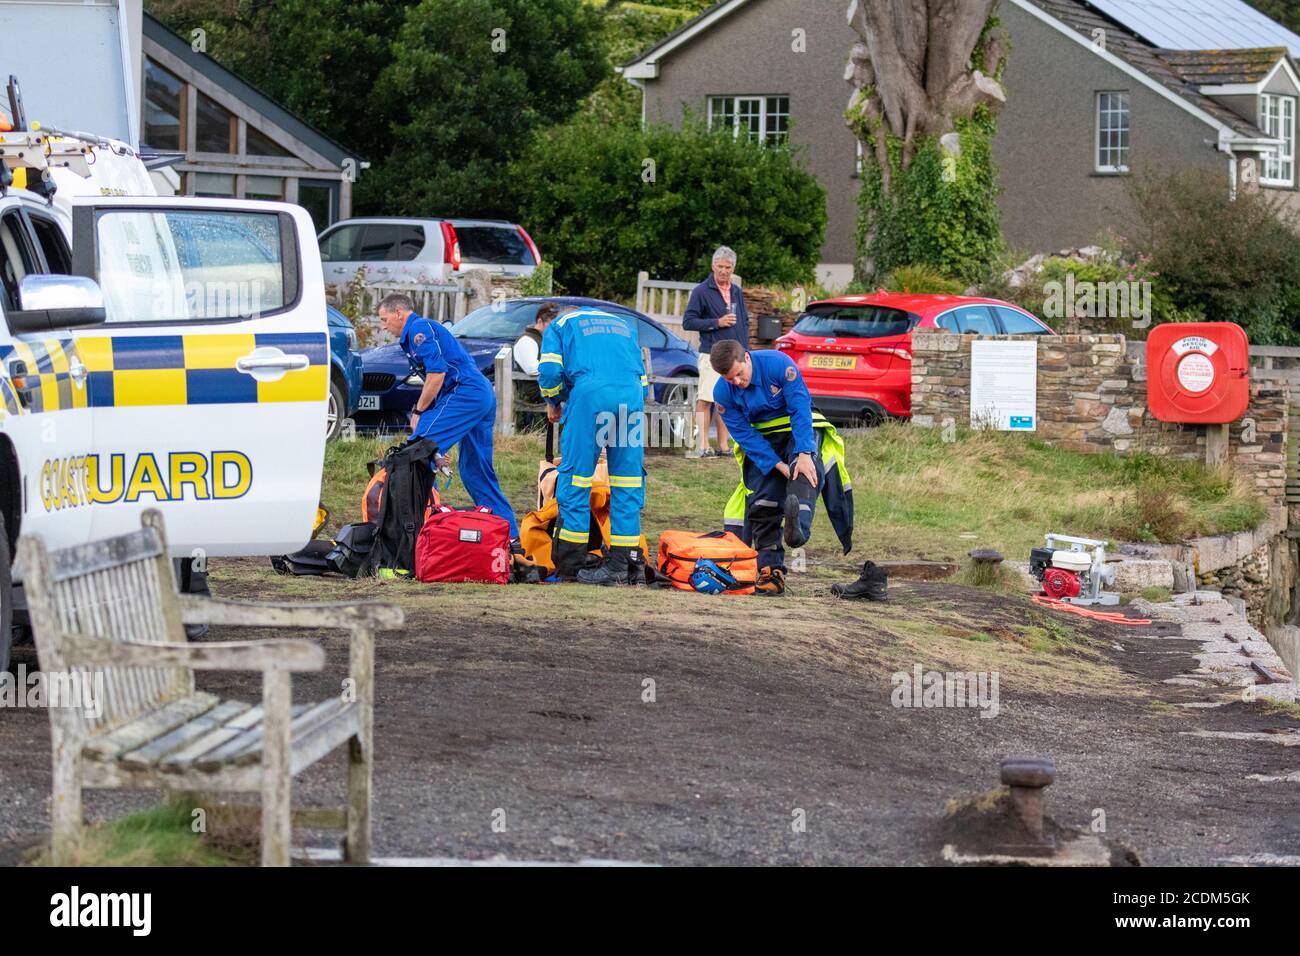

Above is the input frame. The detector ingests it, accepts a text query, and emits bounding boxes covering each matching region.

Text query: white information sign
[970,340,1038,431]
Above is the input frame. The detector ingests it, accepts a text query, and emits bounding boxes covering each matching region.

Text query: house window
[196,92,236,154]
[1096,92,1130,173]
[246,125,294,158]
[1261,93,1296,186]
[143,59,184,151]
[708,96,789,146]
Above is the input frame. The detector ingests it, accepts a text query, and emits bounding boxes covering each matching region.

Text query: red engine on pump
[1041,567,1081,600]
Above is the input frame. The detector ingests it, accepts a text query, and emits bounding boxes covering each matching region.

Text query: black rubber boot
[783,474,814,550]
[578,548,630,586]
[625,548,648,587]
[552,539,589,582]
[831,560,889,601]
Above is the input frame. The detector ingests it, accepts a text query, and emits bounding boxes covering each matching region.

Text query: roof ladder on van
[0,76,101,199]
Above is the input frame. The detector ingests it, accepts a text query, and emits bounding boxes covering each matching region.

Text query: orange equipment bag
[656,530,757,595]
[520,458,649,573]
[361,463,440,524]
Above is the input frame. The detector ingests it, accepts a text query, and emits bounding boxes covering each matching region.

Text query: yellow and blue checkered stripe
[1,333,327,412]
[0,338,87,413]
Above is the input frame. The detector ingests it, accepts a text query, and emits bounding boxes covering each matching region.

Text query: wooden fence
[635,271,741,349]
[328,281,473,325]
[492,346,698,450]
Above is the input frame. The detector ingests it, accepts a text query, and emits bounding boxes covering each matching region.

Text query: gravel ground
[1,568,1297,866]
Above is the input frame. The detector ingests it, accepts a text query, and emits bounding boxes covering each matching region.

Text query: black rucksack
[327,522,376,578]
[368,438,439,574]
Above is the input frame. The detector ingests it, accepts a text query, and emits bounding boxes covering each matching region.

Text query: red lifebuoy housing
[1146,322,1249,424]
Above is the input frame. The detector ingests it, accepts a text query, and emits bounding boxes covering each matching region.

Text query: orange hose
[1031,593,1152,625]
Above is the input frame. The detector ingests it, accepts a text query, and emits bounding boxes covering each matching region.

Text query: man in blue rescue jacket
[377,293,520,546]
[710,339,821,596]
[537,305,650,585]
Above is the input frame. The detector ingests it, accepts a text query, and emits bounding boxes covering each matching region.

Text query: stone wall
[910,331,1289,510]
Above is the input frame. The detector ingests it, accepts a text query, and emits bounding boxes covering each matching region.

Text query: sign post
[970,340,1038,431]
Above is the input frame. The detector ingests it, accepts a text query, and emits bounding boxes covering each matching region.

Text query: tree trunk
[846,0,1008,281]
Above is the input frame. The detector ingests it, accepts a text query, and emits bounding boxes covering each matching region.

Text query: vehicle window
[358,224,424,262]
[0,211,38,315]
[319,224,362,262]
[635,317,668,349]
[949,305,998,335]
[456,226,535,266]
[94,209,290,323]
[935,312,959,333]
[792,305,914,339]
[29,214,73,274]
[450,301,539,339]
[994,306,1049,335]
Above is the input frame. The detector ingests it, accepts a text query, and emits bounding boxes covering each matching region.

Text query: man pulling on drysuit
[710,340,826,596]
[538,305,649,585]
[378,293,521,547]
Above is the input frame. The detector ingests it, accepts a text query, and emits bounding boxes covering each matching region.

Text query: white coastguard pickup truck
[0,125,329,674]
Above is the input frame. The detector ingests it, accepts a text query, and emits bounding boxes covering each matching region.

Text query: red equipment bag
[415,506,512,585]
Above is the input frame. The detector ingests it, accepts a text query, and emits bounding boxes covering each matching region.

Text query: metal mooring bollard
[1000,755,1055,841]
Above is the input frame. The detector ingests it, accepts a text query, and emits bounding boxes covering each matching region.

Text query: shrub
[854,118,1004,285]
[885,264,967,295]
[517,261,555,297]
[1125,167,1300,345]
[509,117,827,300]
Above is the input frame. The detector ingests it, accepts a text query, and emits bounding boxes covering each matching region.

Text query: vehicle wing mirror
[9,274,106,332]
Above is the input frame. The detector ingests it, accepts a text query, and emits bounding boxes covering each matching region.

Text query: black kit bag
[326,522,377,578]
[368,438,440,574]
[271,539,335,576]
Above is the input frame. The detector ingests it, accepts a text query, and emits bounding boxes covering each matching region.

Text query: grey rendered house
[620,0,1300,287]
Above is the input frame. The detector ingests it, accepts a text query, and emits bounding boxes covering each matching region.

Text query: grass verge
[322,422,1267,563]
[30,797,257,866]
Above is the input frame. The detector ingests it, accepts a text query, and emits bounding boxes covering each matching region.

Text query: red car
[775,293,1056,424]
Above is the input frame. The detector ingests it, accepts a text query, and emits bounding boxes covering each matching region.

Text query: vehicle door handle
[68,358,88,385]
[235,347,310,382]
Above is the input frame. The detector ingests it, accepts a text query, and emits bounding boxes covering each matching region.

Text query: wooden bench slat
[49,527,164,583]
[231,699,354,767]
[157,702,304,773]
[290,704,361,776]
[120,700,252,770]
[81,693,220,762]
[158,704,264,773]
[193,702,316,772]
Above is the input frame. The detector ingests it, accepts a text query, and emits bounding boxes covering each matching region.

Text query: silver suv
[318,217,541,286]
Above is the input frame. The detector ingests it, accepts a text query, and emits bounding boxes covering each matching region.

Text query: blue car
[328,305,365,439]
[353,297,699,430]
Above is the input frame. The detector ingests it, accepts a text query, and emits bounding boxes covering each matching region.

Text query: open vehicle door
[70,196,327,557]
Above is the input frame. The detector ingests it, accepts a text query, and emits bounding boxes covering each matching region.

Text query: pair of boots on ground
[760,473,888,601]
[553,539,648,586]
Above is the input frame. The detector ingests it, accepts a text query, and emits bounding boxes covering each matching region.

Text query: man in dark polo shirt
[682,246,749,458]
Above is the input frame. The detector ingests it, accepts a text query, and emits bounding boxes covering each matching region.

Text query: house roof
[1084,0,1300,57]
[618,0,750,76]
[1024,0,1269,138]
[620,0,1284,142]
[142,13,361,167]
[1158,46,1290,86]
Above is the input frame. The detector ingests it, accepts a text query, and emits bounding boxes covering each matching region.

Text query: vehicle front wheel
[663,379,696,448]
[326,379,345,441]
[0,511,11,681]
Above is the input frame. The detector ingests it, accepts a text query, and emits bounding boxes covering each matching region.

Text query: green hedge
[509,119,827,300]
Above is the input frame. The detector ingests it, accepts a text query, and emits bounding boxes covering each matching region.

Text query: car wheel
[326,379,344,440]
[662,381,694,448]
[857,402,889,427]
[0,511,11,681]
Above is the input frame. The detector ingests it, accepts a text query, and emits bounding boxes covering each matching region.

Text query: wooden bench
[17,509,404,867]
